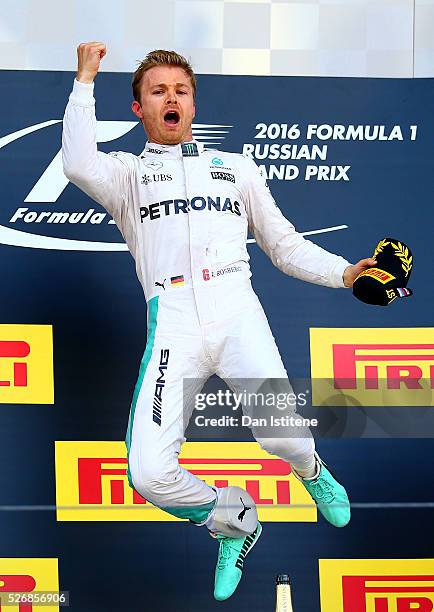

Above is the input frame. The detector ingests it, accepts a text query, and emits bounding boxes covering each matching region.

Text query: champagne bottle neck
[275,583,293,612]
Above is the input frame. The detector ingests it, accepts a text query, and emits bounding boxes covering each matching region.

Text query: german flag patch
[171,275,185,287]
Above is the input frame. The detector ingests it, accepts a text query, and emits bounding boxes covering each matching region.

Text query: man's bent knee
[128,453,179,500]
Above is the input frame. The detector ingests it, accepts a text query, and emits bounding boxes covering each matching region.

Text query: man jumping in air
[62,42,375,601]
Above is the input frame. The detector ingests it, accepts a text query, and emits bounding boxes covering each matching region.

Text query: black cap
[353,237,413,306]
[276,574,291,585]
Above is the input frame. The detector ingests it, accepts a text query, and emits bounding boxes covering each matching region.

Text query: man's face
[131,65,195,145]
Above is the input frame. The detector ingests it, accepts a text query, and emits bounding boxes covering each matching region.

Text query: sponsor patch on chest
[141,173,173,185]
[139,196,241,221]
[211,171,235,183]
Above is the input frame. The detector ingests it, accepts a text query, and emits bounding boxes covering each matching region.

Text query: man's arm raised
[62,42,131,219]
[76,41,106,85]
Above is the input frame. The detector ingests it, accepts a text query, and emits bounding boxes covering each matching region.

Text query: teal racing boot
[296,453,350,528]
[213,522,262,601]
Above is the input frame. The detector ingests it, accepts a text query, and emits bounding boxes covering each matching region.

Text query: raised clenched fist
[76,42,107,84]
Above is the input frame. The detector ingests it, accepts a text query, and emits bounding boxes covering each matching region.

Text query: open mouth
[164,110,180,126]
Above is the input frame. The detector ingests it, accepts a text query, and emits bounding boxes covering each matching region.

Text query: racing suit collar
[141,140,204,159]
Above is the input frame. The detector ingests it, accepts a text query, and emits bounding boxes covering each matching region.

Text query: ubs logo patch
[141,174,173,185]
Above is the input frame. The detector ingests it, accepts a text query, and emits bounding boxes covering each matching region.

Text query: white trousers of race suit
[126,274,315,523]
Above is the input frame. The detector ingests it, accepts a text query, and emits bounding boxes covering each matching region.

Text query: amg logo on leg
[153,349,169,425]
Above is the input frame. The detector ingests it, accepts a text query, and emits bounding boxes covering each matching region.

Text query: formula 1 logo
[0,118,232,251]
[55,441,317,522]
[319,559,434,612]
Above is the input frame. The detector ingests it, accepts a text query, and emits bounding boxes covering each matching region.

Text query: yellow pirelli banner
[0,558,59,611]
[319,558,434,612]
[310,328,434,406]
[55,441,317,522]
[0,324,54,404]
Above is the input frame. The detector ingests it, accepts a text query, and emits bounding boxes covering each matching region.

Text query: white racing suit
[62,79,350,523]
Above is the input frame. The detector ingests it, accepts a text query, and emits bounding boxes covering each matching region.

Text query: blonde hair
[132,50,197,102]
